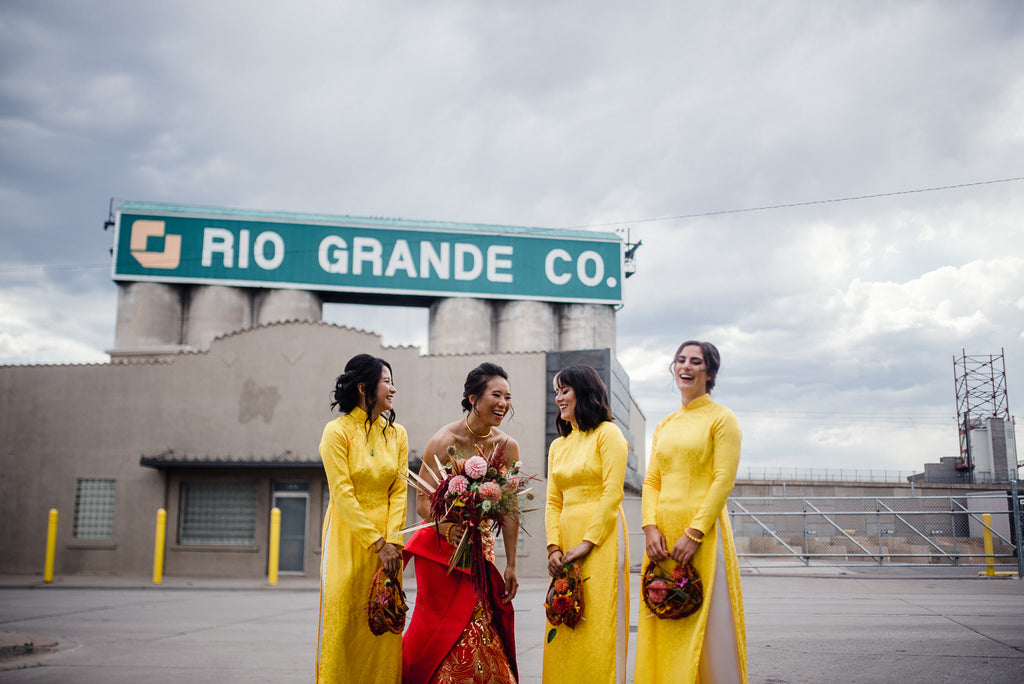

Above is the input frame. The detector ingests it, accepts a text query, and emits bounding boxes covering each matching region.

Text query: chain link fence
[727,485,1024,570]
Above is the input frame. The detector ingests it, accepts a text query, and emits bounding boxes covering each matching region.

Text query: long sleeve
[545,439,565,548]
[320,421,384,550]
[385,428,409,547]
[316,413,406,684]
[542,423,631,681]
[641,423,664,528]
[689,410,742,534]
[582,423,628,546]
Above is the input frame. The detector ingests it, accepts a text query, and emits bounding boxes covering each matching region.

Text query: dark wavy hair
[670,340,721,392]
[461,362,514,420]
[330,354,396,439]
[553,365,613,437]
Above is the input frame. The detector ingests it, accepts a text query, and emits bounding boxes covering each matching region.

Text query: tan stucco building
[0,321,645,580]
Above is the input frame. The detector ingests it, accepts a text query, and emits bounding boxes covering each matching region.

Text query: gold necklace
[464,416,492,440]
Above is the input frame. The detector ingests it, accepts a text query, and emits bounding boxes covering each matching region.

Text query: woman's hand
[502,564,519,603]
[669,528,703,566]
[377,541,402,577]
[561,540,595,566]
[644,525,669,563]
[444,523,465,547]
[547,548,564,577]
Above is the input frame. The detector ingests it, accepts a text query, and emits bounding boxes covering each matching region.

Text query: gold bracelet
[445,524,459,546]
[374,537,385,552]
[684,529,703,543]
[547,547,561,557]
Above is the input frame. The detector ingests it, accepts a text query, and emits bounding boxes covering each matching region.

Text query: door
[272,483,309,574]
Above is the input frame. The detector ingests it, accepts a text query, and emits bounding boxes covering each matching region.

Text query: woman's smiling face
[554,382,577,425]
[374,365,396,413]
[673,344,709,399]
[471,376,512,426]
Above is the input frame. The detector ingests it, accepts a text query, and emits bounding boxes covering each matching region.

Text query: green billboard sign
[111,202,622,304]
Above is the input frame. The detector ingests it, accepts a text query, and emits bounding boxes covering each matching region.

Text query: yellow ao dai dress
[316,407,408,683]
[544,421,630,683]
[635,394,747,684]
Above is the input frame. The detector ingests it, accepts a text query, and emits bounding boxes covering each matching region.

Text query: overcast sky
[2,1,1022,475]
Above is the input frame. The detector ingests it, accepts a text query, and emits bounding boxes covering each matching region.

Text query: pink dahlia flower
[647,579,669,604]
[447,475,469,494]
[464,455,488,479]
[478,481,502,501]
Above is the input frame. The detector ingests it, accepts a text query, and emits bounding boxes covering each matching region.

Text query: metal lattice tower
[953,349,1011,471]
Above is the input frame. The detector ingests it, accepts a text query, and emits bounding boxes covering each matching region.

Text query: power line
[2,175,1022,273]
[0,263,109,274]
[738,412,954,427]
[563,175,1024,229]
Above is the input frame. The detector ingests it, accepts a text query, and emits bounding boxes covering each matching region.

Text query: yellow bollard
[153,508,167,585]
[44,508,58,583]
[978,512,1018,577]
[268,507,281,586]
[983,513,995,576]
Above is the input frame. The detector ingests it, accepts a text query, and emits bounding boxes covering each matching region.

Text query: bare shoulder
[494,430,520,462]
[423,420,462,461]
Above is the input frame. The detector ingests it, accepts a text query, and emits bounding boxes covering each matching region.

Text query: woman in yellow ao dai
[316,355,408,684]
[545,365,630,683]
[635,341,747,684]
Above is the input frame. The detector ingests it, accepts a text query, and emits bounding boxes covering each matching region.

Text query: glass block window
[180,482,258,545]
[73,479,116,539]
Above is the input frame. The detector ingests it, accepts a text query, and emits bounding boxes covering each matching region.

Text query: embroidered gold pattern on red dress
[428,602,515,684]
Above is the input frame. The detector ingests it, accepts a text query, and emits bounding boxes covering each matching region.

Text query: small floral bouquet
[642,561,703,619]
[366,567,408,636]
[545,561,585,633]
[400,442,536,600]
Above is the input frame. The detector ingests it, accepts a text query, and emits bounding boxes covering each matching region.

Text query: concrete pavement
[1,566,1023,683]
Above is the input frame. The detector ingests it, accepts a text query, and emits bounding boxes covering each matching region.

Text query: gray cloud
[2,1,1022,473]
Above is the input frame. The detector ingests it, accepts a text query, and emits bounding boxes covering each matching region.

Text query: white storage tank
[558,303,616,352]
[112,281,184,351]
[255,289,322,325]
[184,285,252,349]
[968,417,1019,482]
[495,300,557,352]
[428,297,493,354]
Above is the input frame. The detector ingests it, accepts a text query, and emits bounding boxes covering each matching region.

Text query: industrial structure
[5,202,1019,582]
[910,350,1018,485]
[110,202,624,359]
[0,202,645,580]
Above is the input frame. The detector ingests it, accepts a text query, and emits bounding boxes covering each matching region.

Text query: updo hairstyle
[670,340,721,391]
[331,354,396,438]
[460,362,513,420]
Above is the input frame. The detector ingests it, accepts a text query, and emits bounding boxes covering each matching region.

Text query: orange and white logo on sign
[130,220,181,269]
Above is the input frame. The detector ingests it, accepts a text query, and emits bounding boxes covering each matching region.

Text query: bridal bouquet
[401,442,535,599]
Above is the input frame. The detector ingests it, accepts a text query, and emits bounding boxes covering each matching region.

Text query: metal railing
[736,467,919,483]
[727,483,1024,574]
